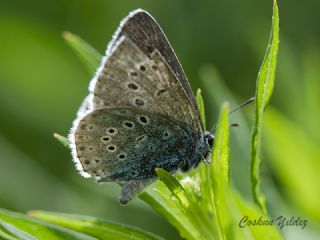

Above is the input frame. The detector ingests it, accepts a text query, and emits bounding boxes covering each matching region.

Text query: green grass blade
[29,211,164,240]
[208,103,282,240]
[0,229,17,240]
[140,189,202,240]
[0,208,96,240]
[53,133,70,148]
[63,31,101,74]
[0,220,37,240]
[212,102,230,186]
[196,88,213,211]
[155,168,191,207]
[153,169,208,239]
[233,192,283,240]
[250,0,279,213]
[142,171,215,240]
[196,88,206,129]
[0,231,17,240]
[211,102,230,240]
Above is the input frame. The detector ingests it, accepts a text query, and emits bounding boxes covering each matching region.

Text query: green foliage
[145,99,282,240]
[0,208,96,240]
[211,103,230,239]
[155,168,191,207]
[250,0,279,213]
[196,89,206,129]
[264,108,320,221]
[261,28,320,226]
[0,208,162,240]
[29,211,164,240]
[53,133,70,148]
[0,1,287,239]
[63,31,101,75]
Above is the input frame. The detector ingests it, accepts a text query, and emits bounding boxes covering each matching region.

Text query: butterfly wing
[73,107,193,181]
[90,36,202,133]
[109,9,200,116]
[69,10,207,181]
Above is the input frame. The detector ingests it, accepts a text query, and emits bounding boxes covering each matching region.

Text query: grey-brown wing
[90,36,202,134]
[73,107,192,181]
[107,9,202,128]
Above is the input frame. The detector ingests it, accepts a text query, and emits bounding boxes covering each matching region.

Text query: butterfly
[69,9,214,204]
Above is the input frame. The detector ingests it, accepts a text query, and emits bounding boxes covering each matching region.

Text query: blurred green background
[0,0,319,239]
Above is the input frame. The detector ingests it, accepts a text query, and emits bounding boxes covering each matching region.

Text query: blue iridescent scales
[69,9,213,204]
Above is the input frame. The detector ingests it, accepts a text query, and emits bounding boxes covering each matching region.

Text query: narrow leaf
[0,220,36,240]
[212,102,230,187]
[250,0,279,213]
[0,208,96,240]
[155,168,191,207]
[0,229,17,240]
[140,190,203,240]
[211,102,230,240]
[196,88,215,217]
[29,211,164,240]
[63,31,102,74]
[196,88,206,129]
[53,133,70,148]
[142,172,213,240]
[233,192,283,240]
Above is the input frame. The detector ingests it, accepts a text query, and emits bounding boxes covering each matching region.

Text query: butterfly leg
[120,178,156,204]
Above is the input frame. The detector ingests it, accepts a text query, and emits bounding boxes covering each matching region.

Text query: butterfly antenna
[210,97,255,133]
[229,97,255,115]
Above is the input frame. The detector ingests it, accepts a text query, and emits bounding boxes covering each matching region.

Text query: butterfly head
[203,131,214,164]
[205,131,214,149]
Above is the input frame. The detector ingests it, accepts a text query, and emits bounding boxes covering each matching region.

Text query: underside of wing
[69,10,206,180]
[90,36,202,133]
[73,107,192,181]
[109,9,200,115]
